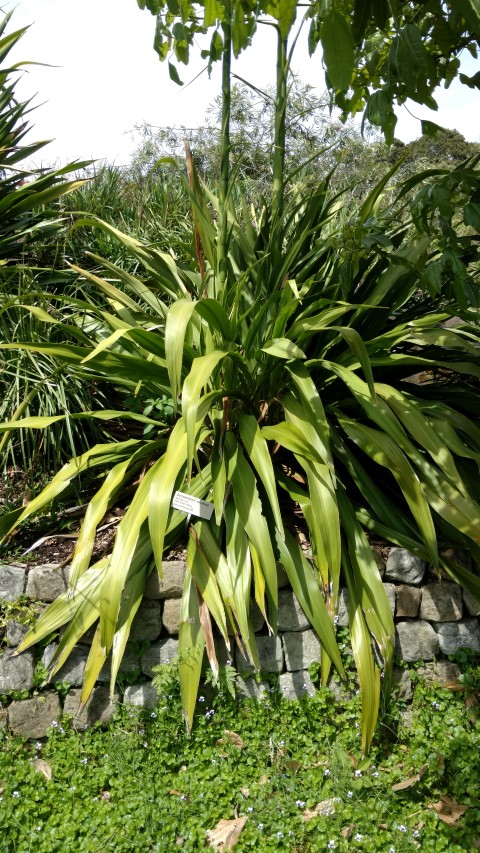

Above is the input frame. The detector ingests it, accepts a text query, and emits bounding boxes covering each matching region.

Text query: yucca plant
[1,3,480,754]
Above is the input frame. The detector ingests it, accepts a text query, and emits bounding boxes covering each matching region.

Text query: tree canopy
[137,0,480,141]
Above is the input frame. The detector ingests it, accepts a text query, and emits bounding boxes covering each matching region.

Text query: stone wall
[1,546,479,738]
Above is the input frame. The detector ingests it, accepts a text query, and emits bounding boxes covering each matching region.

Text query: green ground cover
[1,660,479,852]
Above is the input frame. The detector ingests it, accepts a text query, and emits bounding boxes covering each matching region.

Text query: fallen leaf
[303,797,341,820]
[284,759,301,773]
[429,795,469,824]
[240,788,250,799]
[392,764,428,792]
[169,789,188,799]
[445,680,465,692]
[259,774,269,785]
[206,817,248,850]
[31,758,53,781]
[341,824,355,838]
[216,730,244,749]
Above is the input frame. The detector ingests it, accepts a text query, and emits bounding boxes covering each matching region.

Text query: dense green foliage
[1,658,480,851]
[137,0,480,142]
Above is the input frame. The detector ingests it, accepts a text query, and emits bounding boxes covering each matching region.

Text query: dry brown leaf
[284,759,301,773]
[429,795,469,824]
[392,763,428,792]
[31,758,53,781]
[169,789,188,798]
[303,797,341,820]
[341,824,355,839]
[240,788,250,799]
[206,816,248,850]
[445,680,465,692]
[259,774,269,785]
[216,730,244,749]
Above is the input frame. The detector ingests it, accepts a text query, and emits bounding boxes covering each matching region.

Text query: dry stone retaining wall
[1,546,479,738]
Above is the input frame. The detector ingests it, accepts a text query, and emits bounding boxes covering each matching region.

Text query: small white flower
[257,823,264,830]
[334,615,339,625]
[35,741,43,750]
[347,791,353,798]
[81,758,88,764]
[12,791,20,798]
[246,806,254,813]
[327,842,336,850]
[199,696,205,702]
[211,759,217,764]
[69,786,76,792]
[58,726,64,733]
[295,800,305,808]
[389,848,395,853]
[398,824,407,833]
[288,831,294,837]
[51,721,58,728]
[277,832,284,839]
[372,771,379,778]
[354,834,363,842]
[324,768,331,777]
[150,712,157,718]
[180,795,186,801]
[278,740,285,747]
[354,770,362,777]
[412,830,420,838]
[432,701,441,710]
[143,742,148,748]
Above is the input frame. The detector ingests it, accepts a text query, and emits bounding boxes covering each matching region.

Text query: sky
[3,0,479,169]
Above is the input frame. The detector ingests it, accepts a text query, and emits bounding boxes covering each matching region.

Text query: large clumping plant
[1,3,480,753]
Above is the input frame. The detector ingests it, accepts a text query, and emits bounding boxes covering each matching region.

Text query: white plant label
[172,490,215,520]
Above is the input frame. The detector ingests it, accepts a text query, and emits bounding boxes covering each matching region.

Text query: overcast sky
[3,0,479,169]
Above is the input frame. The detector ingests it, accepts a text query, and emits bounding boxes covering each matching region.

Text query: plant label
[172,491,215,520]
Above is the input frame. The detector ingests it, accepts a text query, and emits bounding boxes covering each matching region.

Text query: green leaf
[179,564,205,734]
[168,61,183,85]
[261,338,306,360]
[321,9,355,90]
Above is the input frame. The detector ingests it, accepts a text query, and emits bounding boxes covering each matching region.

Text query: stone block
[42,644,89,687]
[396,585,421,618]
[97,646,142,685]
[385,548,425,585]
[123,683,158,709]
[144,561,185,599]
[0,709,7,730]
[395,620,439,661]
[236,635,284,675]
[282,630,320,672]
[463,588,480,617]
[278,670,316,700]
[141,638,179,677]
[236,677,271,701]
[327,676,356,702]
[8,693,61,738]
[276,562,290,589]
[336,588,349,627]
[0,649,34,692]
[227,600,264,637]
[162,598,182,635]
[420,582,463,622]
[433,619,480,655]
[371,545,386,576]
[277,590,309,632]
[130,600,162,642]
[383,583,396,615]
[5,620,30,646]
[392,668,412,701]
[0,564,26,601]
[417,661,462,686]
[25,565,68,601]
[63,686,119,730]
